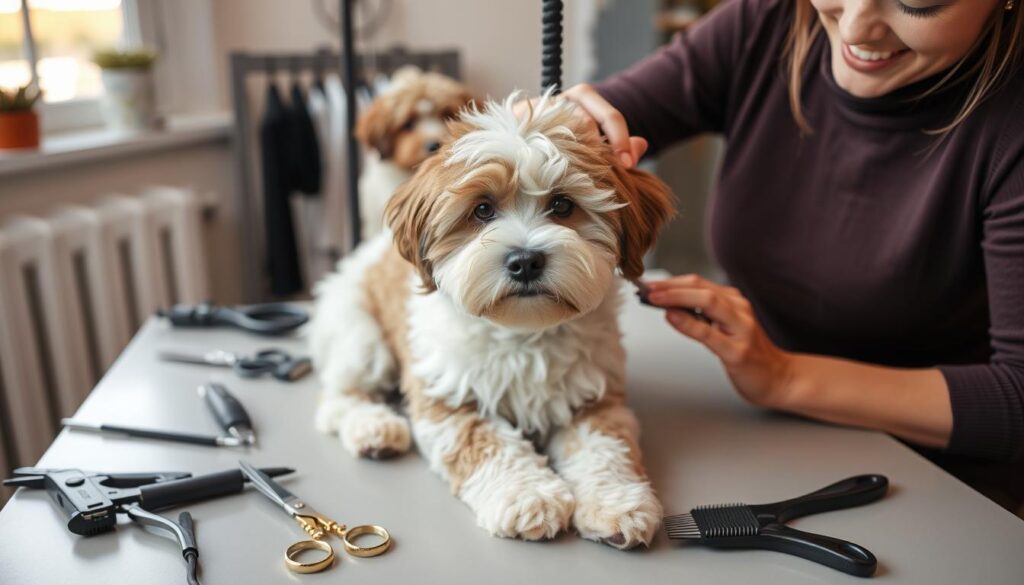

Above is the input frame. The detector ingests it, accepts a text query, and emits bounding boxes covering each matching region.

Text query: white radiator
[0,187,209,491]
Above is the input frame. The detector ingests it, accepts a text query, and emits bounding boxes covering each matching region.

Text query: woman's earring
[1008,0,1016,11]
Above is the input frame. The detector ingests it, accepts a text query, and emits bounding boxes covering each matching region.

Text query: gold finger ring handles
[285,539,335,574]
[342,524,392,557]
[284,515,391,573]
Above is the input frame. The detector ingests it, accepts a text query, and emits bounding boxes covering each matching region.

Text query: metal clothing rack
[228,47,460,302]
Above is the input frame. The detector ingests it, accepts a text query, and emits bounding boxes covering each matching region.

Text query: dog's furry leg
[315,391,411,459]
[409,395,574,540]
[310,236,411,459]
[548,399,662,550]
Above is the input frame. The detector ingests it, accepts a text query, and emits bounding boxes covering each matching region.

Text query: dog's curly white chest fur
[407,279,625,436]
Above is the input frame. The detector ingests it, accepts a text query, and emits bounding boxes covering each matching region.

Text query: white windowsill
[0,111,233,178]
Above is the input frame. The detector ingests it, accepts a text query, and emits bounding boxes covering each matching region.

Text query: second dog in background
[355,66,474,240]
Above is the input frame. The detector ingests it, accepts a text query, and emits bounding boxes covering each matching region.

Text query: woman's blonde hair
[783,0,1024,134]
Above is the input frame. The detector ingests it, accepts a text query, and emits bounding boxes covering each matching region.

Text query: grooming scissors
[238,460,392,573]
[160,348,312,381]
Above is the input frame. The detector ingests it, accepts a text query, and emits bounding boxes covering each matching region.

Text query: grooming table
[2,291,1023,584]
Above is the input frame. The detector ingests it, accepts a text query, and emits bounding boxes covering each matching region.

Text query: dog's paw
[462,461,574,541]
[572,479,662,550]
[333,402,411,459]
[477,476,575,541]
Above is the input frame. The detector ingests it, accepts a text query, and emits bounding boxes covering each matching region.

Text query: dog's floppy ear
[612,166,677,281]
[384,155,444,291]
[355,99,395,159]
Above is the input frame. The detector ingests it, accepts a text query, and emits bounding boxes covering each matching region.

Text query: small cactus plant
[0,84,42,113]
[93,48,158,70]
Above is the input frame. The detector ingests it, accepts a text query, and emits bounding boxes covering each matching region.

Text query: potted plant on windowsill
[0,84,42,150]
[93,47,159,132]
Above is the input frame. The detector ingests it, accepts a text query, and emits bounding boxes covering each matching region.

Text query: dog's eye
[400,118,415,131]
[473,202,496,222]
[550,196,575,218]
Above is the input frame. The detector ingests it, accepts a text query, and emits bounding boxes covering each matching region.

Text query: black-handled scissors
[159,349,312,382]
[157,303,309,336]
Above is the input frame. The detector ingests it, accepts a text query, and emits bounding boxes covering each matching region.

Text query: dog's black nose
[505,249,547,283]
[426,141,441,153]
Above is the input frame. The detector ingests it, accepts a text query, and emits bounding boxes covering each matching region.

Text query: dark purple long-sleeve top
[596,0,1024,475]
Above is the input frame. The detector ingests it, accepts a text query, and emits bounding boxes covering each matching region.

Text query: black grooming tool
[664,474,888,577]
[199,382,257,445]
[63,382,257,447]
[4,466,294,585]
[633,281,714,325]
[157,302,309,336]
[159,348,312,382]
[3,466,293,534]
[124,505,202,585]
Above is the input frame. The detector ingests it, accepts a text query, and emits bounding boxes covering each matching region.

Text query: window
[1,0,127,102]
[1,0,130,133]
[1,1,219,137]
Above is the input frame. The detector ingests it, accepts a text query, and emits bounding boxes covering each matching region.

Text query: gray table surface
[2,292,1023,585]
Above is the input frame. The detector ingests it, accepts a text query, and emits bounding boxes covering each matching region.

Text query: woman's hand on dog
[513,83,648,168]
[644,274,796,408]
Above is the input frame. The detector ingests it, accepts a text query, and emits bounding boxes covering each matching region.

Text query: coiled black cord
[541,0,563,94]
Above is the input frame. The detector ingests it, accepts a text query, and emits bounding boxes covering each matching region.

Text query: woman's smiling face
[810,0,1002,98]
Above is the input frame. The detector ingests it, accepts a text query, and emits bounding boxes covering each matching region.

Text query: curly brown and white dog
[311,92,675,549]
[355,67,474,240]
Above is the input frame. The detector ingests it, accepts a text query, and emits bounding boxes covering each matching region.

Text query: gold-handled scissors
[238,460,391,573]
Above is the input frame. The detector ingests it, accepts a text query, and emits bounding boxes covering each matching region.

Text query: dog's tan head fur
[355,67,475,170]
[384,93,675,330]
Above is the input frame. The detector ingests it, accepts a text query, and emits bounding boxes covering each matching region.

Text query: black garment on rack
[287,80,322,196]
[259,81,304,296]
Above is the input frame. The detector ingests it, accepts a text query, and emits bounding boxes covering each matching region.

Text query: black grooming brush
[633,281,714,325]
[664,474,888,577]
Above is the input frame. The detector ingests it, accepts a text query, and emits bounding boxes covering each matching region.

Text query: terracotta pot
[0,110,40,150]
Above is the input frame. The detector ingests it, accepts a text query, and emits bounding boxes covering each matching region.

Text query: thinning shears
[159,348,312,381]
[238,460,391,574]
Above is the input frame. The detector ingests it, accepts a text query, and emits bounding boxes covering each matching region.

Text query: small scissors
[159,348,312,381]
[238,460,391,574]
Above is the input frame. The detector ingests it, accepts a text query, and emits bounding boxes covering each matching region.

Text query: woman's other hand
[513,84,648,168]
[644,274,795,408]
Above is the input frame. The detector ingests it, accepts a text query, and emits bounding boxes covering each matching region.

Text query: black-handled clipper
[664,474,889,577]
[2,466,293,536]
[199,383,256,446]
[158,302,308,336]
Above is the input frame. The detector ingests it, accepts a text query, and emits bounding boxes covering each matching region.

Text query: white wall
[211,0,596,101]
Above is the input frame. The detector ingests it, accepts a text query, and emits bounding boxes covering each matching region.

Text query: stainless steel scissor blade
[238,460,306,517]
[159,349,239,368]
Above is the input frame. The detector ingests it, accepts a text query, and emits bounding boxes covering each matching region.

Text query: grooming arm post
[340,0,362,251]
[541,0,564,94]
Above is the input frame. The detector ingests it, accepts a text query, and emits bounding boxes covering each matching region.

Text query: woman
[568,0,1024,511]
